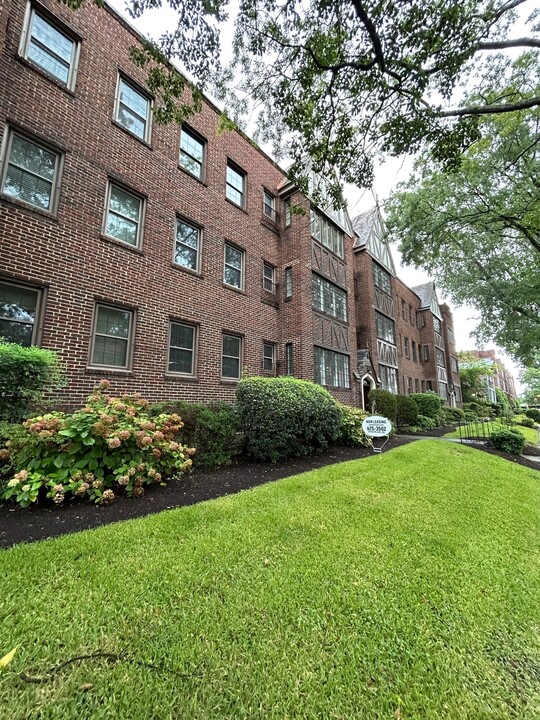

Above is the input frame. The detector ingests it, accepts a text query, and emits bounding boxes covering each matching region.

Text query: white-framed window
[285,267,293,298]
[285,343,293,375]
[90,304,133,369]
[450,355,458,373]
[438,381,448,400]
[115,76,151,142]
[455,385,462,403]
[21,6,79,89]
[373,262,391,296]
[310,209,344,258]
[263,263,276,293]
[379,364,398,394]
[223,243,244,289]
[1,130,61,212]
[433,316,442,334]
[0,279,42,346]
[174,218,201,271]
[312,273,347,322]
[412,341,417,362]
[284,198,292,227]
[226,162,245,207]
[263,342,275,372]
[436,347,445,367]
[179,126,205,179]
[407,377,413,394]
[376,311,395,344]
[263,190,276,221]
[314,346,350,389]
[168,322,196,375]
[104,183,143,247]
[404,337,410,358]
[422,345,429,362]
[222,333,242,379]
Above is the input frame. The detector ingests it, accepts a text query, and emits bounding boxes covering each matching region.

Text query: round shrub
[339,405,370,447]
[520,417,535,428]
[525,408,540,423]
[443,406,465,424]
[489,427,526,455]
[395,395,419,429]
[236,377,342,462]
[409,392,442,420]
[367,389,397,423]
[415,414,437,430]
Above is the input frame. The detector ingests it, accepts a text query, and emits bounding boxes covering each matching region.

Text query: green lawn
[1,441,539,719]
[444,420,540,446]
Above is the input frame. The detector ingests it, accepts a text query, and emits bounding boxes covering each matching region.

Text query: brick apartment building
[0,0,462,410]
[461,350,517,403]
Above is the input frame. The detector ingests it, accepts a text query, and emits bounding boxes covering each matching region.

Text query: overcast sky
[108,0,524,392]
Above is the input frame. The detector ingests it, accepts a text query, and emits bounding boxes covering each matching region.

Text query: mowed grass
[444,420,540,446]
[1,441,539,719]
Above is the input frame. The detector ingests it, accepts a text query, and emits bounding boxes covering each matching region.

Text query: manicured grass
[1,441,539,719]
[444,420,539,446]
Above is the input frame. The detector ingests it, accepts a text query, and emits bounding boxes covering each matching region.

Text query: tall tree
[71,0,540,201]
[385,55,540,364]
[520,365,540,403]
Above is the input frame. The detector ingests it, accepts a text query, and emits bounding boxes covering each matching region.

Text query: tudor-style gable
[352,207,396,276]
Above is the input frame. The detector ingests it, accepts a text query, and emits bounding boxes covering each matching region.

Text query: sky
[107,0,525,393]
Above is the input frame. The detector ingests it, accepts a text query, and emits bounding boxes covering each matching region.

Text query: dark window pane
[169,347,193,374]
[222,356,240,378]
[170,323,194,350]
[92,335,127,367]
[222,335,240,357]
[0,318,34,346]
[224,266,241,288]
[96,307,130,338]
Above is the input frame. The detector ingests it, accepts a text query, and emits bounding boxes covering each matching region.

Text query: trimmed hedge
[149,400,238,468]
[409,392,442,420]
[489,427,526,455]
[443,406,465,424]
[525,408,540,423]
[395,395,419,428]
[367,389,397,423]
[520,417,535,428]
[415,414,438,430]
[236,377,342,462]
[0,341,65,422]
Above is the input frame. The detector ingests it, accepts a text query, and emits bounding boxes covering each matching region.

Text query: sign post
[361,415,393,454]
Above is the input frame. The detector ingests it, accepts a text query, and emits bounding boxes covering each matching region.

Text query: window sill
[171,263,203,278]
[111,120,153,150]
[260,215,280,234]
[225,197,248,215]
[85,367,133,376]
[220,378,240,385]
[16,55,77,96]
[177,164,207,186]
[164,373,199,382]
[222,283,246,295]
[0,194,58,221]
[100,234,144,255]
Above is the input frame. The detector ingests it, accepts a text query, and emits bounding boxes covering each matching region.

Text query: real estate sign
[362,415,392,437]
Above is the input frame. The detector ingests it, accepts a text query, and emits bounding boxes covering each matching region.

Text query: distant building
[461,350,517,403]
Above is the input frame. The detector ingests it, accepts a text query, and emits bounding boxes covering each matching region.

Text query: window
[455,385,462,403]
[436,348,445,367]
[313,347,350,388]
[376,312,395,344]
[174,218,200,271]
[285,343,293,375]
[401,299,406,320]
[91,304,133,368]
[412,341,417,363]
[379,365,398,394]
[404,337,410,358]
[179,126,205,179]
[447,327,455,345]
[415,378,419,392]
[285,267,292,299]
[0,280,41,345]
[2,131,60,211]
[407,377,413,394]
[115,77,151,142]
[222,333,241,379]
[450,355,458,373]
[284,198,292,226]
[22,8,78,88]
[168,322,196,375]
[427,380,433,391]
[263,191,276,221]
[409,305,413,324]
[373,263,392,295]
[263,263,275,293]
[263,342,275,372]
[226,162,245,207]
[104,183,143,247]
[438,381,448,400]
[310,210,344,258]
[223,243,244,289]
[421,380,425,391]
[312,273,347,322]
[433,316,442,334]
[422,345,429,363]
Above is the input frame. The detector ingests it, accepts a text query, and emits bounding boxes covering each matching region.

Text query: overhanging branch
[440,96,540,117]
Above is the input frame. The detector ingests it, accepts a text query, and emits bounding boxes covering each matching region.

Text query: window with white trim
[314,346,350,388]
[2,131,61,211]
[104,183,143,247]
[450,355,458,373]
[284,198,292,226]
[179,126,205,179]
[310,209,344,258]
[168,322,196,375]
[436,347,445,367]
[379,364,398,394]
[376,311,395,344]
[222,333,242,379]
[224,243,244,289]
[263,190,276,221]
[21,7,79,88]
[285,343,293,375]
[174,218,200,271]
[373,262,391,295]
[433,316,442,333]
[312,273,347,322]
[115,76,151,142]
[226,162,245,207]
[91,304,133,368]
[263,263,275,293]
[0,280,42,346]
[285,267,292,298]
[263,342,275,372]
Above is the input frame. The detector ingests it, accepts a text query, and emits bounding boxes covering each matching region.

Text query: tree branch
[440,96,540,117]
[477,38,540,50]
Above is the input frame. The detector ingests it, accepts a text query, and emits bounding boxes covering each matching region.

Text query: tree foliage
[520,365,540,404]
[386,55,540,364]
[456,352,498,403]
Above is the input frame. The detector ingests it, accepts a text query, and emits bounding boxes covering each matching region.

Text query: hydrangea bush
[0,381,194,507]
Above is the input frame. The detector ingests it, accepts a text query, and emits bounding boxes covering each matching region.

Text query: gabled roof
[351,207,396,276]
[411,281,442,319]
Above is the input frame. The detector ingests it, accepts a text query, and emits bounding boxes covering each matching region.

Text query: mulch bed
[1,435,537,550]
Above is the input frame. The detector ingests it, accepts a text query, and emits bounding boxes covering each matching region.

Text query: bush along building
[0,0,462,409]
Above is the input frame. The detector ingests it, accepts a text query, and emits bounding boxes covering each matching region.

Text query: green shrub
[525,408,540,423]
[415,414,438,430]
[520,417,535,428]
[236,377,342,462]
[367,389,397,423]
[149,400,238,468]
[0,381,192,507]
[409,392,442,420]
[463,411,477,422]
[0,341,65,422]
[443,406,465,424]
[489,427,526,455]
[339,406,370,447]
[395,395,418,428]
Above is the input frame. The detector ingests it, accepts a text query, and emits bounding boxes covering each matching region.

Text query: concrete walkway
[396,434,540,463]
